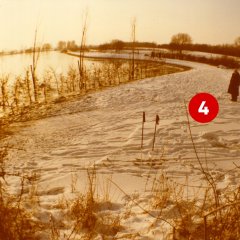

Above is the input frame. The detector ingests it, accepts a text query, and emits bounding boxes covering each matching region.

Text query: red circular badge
[188,93,219,123]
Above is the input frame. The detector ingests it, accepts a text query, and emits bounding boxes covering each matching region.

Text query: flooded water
[0,51,102,83]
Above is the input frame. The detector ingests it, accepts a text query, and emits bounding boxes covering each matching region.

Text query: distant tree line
[98,40,157,51]
[150,33,240,68]
[151,50,239,68]
[160,33,240,58]
[2,34,240,59]
[0,43,53,56]
[160,43,240,58]
[96,37,240,58]
[57,40,89,52]
[25,43,52,53]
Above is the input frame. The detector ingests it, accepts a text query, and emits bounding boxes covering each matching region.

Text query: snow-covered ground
[69,48,240,63]
[68,50,149,60]
[3,59,240,239]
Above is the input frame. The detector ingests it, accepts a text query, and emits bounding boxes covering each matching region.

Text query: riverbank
[0,51,189,124]
[1,57,239,239]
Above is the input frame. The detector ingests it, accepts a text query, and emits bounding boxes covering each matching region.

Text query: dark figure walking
[228,69,240,102]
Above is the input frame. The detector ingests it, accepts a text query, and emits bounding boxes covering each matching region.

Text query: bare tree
[13,76,22,110]
[78,11,88,91]
[0,75,9,112]
[57,41,67,51]
[30,28,41,103]
[42,43,52,51]
[24,70,32,105]
[49,67,60,95]
[130,18,136,81]
[235,36,240,47]
[170,33,192,54]
[111,39,124,52]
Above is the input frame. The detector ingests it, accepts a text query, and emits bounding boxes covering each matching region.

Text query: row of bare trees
[0,58,166,115]
[0,17,169,116]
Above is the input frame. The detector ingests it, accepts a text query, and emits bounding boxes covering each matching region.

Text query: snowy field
[3,59,240,239]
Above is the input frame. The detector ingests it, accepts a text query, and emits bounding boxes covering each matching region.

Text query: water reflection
[0,51,102,83]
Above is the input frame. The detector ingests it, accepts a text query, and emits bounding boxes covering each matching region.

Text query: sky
[0,0,240,50]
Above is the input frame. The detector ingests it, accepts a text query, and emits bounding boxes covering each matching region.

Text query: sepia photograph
[0,0,240,239]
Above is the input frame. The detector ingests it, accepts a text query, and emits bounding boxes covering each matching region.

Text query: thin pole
[204,216,207,240]
[173,227,176,240]
[152,115,159,151]
[141,111,145,149]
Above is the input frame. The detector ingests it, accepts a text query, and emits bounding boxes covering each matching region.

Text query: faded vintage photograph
[0,0,240,239]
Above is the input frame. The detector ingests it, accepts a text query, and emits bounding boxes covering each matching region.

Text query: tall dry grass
[0,146,42,240]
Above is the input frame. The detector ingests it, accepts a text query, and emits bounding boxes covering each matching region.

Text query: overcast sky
[0,0,240,50]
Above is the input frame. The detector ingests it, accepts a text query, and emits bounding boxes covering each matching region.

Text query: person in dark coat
[228,69,240,101]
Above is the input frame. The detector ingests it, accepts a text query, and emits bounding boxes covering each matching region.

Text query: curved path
[4,59,240,209]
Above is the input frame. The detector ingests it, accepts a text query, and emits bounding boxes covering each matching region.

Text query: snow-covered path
[6,60,240,187]
[4,60,240,237]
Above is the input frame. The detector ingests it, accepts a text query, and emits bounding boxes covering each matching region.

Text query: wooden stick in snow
[152,114,159,151]
[141,111,146,149]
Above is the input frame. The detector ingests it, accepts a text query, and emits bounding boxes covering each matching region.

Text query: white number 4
[198,101,209,115]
